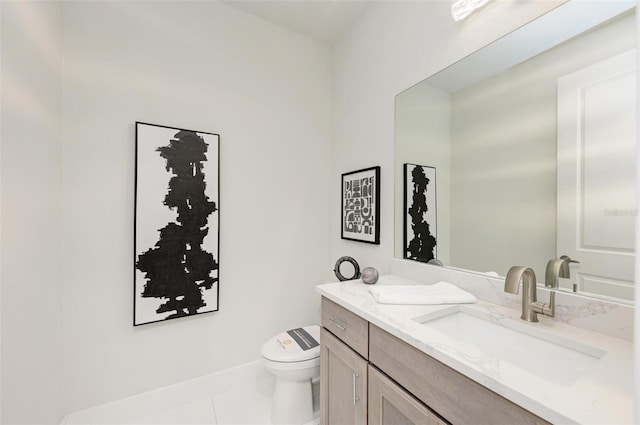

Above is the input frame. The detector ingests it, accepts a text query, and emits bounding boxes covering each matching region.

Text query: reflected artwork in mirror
[394,1,637,303]
[404,163,437,263]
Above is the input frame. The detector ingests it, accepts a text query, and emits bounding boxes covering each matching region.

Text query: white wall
[2,0,332,420]
[0,1,64,424]
[331,0,566,274]
[59,1,332,414]
[636,9,640,418]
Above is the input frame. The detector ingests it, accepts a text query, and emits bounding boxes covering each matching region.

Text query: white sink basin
[414,306,606,386]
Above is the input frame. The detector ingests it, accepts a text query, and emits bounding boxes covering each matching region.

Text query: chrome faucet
[544,255,579,288]
[504,266,555,322]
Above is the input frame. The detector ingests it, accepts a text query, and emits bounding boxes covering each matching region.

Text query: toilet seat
[261,325,321,363]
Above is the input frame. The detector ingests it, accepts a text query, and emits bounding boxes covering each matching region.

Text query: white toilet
[261,325,321,425]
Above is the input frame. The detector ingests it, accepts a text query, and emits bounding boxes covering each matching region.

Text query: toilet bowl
[261,325,321,425]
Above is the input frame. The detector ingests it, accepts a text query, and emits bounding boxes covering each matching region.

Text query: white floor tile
[211,376,275,425]
[132,398,217,425]
[104,363,320,425]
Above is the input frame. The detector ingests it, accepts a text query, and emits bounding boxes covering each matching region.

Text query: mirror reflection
[394,2,636,303]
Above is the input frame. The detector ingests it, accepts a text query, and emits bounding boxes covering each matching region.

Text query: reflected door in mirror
[557,49,636,301]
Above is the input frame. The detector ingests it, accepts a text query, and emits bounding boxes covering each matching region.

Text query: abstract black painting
[404,163,437,263]
[134,122,219,326]
[341,166,380,244]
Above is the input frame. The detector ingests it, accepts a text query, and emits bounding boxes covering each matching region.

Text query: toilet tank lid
[261,325,321,362]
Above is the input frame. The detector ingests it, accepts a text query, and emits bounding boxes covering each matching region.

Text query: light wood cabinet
[369,324,549,425]
[321,297,369,358]
[320,327,368,425]
[368,365,446,425]
[320,296,549,425]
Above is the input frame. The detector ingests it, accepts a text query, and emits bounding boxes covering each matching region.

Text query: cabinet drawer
[321,297,369,359]
[369,325,550,425]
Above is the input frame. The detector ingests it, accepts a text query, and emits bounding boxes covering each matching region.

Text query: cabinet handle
[329,317,349,331]
[353,373,360,405]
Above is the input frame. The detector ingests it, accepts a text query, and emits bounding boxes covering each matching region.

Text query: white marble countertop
[316,275,633,425]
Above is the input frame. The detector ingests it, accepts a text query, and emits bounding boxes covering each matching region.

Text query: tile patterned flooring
[131,378,319,425]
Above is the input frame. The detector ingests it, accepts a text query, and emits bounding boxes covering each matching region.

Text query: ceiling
[221,0,372,44]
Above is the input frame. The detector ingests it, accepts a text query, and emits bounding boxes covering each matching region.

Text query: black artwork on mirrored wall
[404,163,437,263]
[134,122,220,326]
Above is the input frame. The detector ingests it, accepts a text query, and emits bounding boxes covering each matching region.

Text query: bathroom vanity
[317,272,633,424]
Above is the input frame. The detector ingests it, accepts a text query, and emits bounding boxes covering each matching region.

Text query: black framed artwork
[134,122,220,326]
[404,163,437,262]
[341,166,380,244]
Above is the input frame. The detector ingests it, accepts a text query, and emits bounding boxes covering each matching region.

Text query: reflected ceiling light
[451,0,493,21]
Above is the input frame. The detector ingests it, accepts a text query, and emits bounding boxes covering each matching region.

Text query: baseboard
[61,360,268,424]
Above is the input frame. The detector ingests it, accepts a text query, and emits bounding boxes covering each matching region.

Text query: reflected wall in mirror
[394,1,637,303]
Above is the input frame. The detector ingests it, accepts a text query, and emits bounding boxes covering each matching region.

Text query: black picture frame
[341,166,380,244]
[134,122,220,326]
[404,163,437,262]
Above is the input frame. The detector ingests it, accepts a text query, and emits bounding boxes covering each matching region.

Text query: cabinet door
[320,327,368,425]
[369,366,447,425]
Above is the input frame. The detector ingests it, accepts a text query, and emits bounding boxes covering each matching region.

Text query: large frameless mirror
[394,1,637,303]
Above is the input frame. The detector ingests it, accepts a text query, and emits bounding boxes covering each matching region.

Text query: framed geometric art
[134,122,220,326]
[341,166,380,244]
[403,163,437,262]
